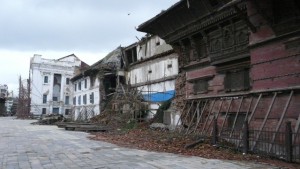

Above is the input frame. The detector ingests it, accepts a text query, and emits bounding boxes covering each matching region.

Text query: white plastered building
[30,54,88,116]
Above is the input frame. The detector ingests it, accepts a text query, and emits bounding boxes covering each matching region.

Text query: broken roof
[71,47,123,82]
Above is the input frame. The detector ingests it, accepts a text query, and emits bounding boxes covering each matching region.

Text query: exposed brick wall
[174,72,186,112]
[248,1,300,91]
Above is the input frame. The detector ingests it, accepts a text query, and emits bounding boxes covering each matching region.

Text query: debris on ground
[90,124,300,169]
[149,123,169,131]
[90,85,148,130]
[31,114,65,125]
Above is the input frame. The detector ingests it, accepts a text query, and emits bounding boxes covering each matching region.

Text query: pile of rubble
[31,114,65,125]
[91,84,148,129]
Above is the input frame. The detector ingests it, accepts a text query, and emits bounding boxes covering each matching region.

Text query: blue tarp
[142,90,175,102]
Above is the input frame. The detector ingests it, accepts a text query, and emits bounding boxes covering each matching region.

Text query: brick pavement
[0,117,278,169]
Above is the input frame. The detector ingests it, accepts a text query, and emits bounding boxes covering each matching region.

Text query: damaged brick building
[123,35,179,121]
[137,0,300,158]
[71,47,124,121]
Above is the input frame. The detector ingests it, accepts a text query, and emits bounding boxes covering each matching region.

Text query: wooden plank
[248,93,262,123]
[200,99,216,135]
[179,100,195,133]
[220,98,233,134]
[192,100,208,134]
[175,101,188,129]
[237,97,254,148]
[209,99,224,136]
[269,90,293,153]
[186,101,201,134]
[230,97,244,138]
[251,92,277,151]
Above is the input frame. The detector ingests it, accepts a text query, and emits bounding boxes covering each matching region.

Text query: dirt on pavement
[89,125,300,169]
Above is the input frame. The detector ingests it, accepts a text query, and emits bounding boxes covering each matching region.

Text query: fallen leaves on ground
[90,127,300,169]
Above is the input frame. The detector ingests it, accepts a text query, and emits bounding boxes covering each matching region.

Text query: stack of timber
[56,122,109,132]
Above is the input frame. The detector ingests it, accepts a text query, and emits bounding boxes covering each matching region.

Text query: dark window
[78,96,81,105]
[224,69,250,92]
[90,76,95,87]
[43,94,47,104]
[90,92,94,104]
[65,109,70,115]
[83,94,87,105]
[73,97,76,105]
[66,78,70,85]
[53,97,58,101]
[167,64,172,68]
[193,80,208,94]
[85,79,87,89]
[42,108,46,114]
[125,47,137,64]
[74,84,77,92]
[65,96,69,105]
[44,76,48,83]
[78,81,82,90]
[52,108,59,114]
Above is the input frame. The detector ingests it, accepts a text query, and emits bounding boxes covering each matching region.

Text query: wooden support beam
[175,101,188,129]
[269,90,294,153]
[294,95,300,143]
[237,97,253,148]
[180,100,195,133]
[200,99,216,135]
[186,101,201,134]
[248,93,262,123]
[209,100,224,136]
[230,97,244,138]
[220,98,233,134]
[192,100,208,134]
[251,92,277,151]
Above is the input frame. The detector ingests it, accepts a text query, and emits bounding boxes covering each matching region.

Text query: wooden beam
[175,101,188,129]
[186,101,201,134]
[209,99,224,136]
[248,93,262,123]
[180,100,195,133]
[220,98,233,134]
[192,100,208,133]
[251,92,277,151]
[237,97,254,149]
[269,90,293,153]
[200,99,216,135]
[230,97,244,138]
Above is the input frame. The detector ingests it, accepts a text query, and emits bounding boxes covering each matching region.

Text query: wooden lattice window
[224,69,250,92]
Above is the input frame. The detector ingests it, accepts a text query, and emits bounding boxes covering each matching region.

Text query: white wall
[73,76,100,120]
[129,54,178,85]
[30,55,81,116]
[126,35,179,119]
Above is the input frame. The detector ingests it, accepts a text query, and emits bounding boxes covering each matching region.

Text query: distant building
[0,84,8,98]
[0,84,8,116]
[5,91,14,115]
[30,54,88,116]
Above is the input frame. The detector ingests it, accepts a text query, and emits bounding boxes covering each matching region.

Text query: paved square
[0,117,277,169]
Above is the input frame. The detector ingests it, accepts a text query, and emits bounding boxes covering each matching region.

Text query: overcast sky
[0,0,179,95]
